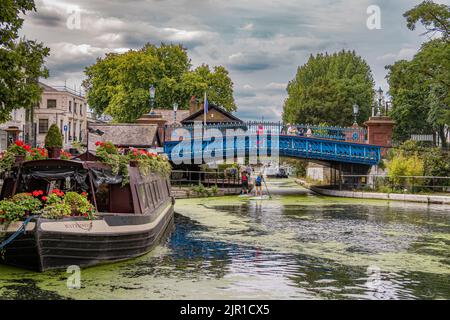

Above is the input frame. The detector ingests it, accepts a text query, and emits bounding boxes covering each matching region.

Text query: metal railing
[170,170,242,189]
[339,174,450,194]
[163,122,367,143]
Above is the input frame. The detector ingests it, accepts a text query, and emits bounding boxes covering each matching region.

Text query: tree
[283,50,374,126]
[404,0,450,39]
[0,0,50,123]
[84,43,236,123]
[387,1,449,147]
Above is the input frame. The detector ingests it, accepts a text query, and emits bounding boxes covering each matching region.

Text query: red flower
[32,190,44,197]
[15,140,24,147]
[41,196,48,201]
[81,192,88,197]
[24,145,31,151]
[51,188,64,197]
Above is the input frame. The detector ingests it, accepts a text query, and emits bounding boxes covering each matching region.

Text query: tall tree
[404,0,449,39]
[84,44,236,123]
[0,0,50,122]
[387,1,449,148]
[283,50,374,126]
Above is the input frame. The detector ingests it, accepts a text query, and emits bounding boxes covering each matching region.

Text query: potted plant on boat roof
[44,124,63,159]
[8,140,31,163]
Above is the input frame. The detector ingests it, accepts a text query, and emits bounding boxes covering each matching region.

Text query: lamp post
[172,102,178,123]
[149,85,156,114]
[376,87,383,116]
[352,104,359,125]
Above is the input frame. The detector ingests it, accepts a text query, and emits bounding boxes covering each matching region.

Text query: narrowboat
[0,158,174,271]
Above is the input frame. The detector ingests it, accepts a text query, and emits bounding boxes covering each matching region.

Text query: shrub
[26,147,48,160]
[64,192,95,218]
[8,140,31,156]
[44,124,63,148]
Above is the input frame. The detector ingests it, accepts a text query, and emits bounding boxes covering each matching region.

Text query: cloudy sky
[20,0,448,121]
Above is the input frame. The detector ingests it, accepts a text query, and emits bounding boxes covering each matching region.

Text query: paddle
[262,176,272,199]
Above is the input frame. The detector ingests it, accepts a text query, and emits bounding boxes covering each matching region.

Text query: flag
[204,92,208,114]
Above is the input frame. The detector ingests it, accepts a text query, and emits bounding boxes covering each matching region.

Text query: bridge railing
[163,122,367,143]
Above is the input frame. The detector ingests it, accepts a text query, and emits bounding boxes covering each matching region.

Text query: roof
[181,104,243,123]
[88,124,159,149]
[156,109,190,125]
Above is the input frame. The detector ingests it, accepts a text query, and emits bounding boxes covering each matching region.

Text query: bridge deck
[164,133,381,166]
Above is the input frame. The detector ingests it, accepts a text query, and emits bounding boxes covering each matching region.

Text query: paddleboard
[249,195,270,200]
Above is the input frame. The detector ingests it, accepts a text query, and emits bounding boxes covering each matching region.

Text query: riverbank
[296,179,450,205]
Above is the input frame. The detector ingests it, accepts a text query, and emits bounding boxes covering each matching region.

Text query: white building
[0,82,88,151]
[0,108,27,150]
[34,82,88,148]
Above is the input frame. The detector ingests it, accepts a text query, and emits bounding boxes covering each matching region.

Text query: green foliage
[64,192,96,219]
[210,185,219,196]
[190,183,218,197]
[83,43,236,122]
[0,200,27,222]
[0,151,15,174]
[387,153,424,187]
[95,142,172,185]
[403,1,449,39]
[44,124,63,148]
[283,50,374,126]
[11,193,41,213]
[39,202,71,219]
[0,0,50,122]
[281,158,307,177]
[387,2,449,147]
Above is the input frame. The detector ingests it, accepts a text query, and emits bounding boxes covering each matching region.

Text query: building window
[60,120,63,134]
[79,123,82,141]
[69,101,72,112]
[68,121,71,140]
[38,119,49,134]
[74,102,77,114]
[47,99,57,108]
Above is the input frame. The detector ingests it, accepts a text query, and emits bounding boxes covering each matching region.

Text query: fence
[339,174,450,194]
[163,122,367,143]
[170,170,242,189]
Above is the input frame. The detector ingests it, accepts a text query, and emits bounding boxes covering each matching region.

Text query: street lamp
[376,87,383,116]
[352,104,359,125]
[173,102,178,123]
[149,85,156,114]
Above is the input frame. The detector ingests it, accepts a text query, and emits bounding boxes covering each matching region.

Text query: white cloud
[22,0,427,121]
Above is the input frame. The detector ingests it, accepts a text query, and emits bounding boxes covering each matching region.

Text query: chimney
[189,96,204,115]
[189,96,198,115]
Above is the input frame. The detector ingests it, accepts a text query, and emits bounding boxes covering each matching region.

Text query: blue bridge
[163,123,382,166]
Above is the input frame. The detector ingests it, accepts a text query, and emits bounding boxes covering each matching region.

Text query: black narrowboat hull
[0,199,174,272]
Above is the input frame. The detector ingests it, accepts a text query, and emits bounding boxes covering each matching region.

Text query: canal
[0,179,449,299]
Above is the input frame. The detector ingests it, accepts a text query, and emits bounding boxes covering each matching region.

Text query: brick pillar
[364,116,395,156]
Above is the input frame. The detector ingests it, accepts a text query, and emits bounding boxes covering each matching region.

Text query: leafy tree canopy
[387,1,449,147]
[0,0,50,123]
[404,0,450,39]
[282,50,374,127]
[83,43,236,123]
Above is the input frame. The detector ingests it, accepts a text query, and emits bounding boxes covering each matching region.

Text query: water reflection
[0,189,449,300]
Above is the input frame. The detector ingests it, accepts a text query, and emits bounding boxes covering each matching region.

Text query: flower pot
[47,147,61,159]
[129,160,139,167]
[14,155,25,163]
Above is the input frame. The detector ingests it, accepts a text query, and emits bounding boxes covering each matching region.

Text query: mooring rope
[0,215,36,250]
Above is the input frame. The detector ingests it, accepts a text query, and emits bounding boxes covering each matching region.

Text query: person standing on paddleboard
[255,173,263,196]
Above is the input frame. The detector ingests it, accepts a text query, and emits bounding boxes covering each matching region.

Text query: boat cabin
[0,159,172,215]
